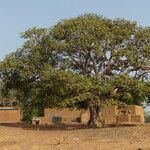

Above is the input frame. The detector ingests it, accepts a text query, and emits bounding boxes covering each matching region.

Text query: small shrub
[144,116,150,123]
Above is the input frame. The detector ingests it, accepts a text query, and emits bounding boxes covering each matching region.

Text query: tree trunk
[87,106,103,128]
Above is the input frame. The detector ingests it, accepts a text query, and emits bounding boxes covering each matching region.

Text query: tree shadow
[103,123,137,128]
[0,122,138,131]
[0,122,87,131]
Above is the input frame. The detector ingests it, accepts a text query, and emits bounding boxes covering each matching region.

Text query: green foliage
[0,80,17,106]
[51,14,150,78]
[40,68,115,109]
[112,74,150,105]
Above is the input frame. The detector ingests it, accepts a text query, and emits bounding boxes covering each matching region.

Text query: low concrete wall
[117,115,130,123]
[0,108,21,123]
[131,115,143,123]
[102,106,118,124]
[33,105,144,125]
[44,108,83,124]
[80,110,90,124]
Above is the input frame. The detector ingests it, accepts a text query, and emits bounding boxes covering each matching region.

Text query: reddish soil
[0,123,150,150]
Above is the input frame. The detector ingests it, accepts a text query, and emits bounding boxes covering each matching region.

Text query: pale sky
[0,0,150,60]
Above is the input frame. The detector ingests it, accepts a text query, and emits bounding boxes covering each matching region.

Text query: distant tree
[0,27,59,120]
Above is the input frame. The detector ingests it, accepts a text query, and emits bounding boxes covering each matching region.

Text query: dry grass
[0,123,150,150]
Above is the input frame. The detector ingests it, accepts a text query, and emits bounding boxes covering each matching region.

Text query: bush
[144,115,150,123]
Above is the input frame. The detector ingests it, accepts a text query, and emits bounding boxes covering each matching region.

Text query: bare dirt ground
[0,123,150,150]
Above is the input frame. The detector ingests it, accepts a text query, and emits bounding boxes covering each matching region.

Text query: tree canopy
[51,14,150,78]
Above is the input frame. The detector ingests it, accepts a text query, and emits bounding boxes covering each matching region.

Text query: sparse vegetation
[144,111,150,123]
